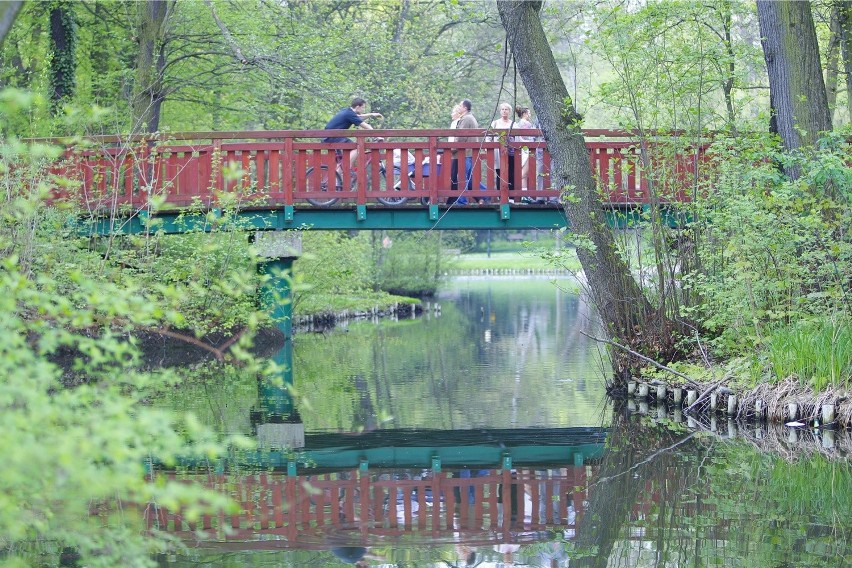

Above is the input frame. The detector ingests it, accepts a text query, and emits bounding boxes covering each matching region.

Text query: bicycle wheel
[376,165,416,206]
[306,165,343,206]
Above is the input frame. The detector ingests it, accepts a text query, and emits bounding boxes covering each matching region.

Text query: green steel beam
[193,442,605,471]
[170,427,608,471]
[73,206,688,236]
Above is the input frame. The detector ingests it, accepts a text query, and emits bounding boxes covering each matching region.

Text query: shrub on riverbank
[689,133,852,391]
[292,230,446,313]
[565,131,852,397]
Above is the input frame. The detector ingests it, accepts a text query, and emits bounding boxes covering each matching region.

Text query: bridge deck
[77,200,690,234]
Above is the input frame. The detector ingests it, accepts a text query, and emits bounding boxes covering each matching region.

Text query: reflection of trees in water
[570,404,852,567]
[294,279,610,432]
[572,404,703,567]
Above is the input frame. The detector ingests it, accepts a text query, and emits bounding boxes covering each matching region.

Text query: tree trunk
[0,1,23,48]
[49,0,77,113]
[496,1,682,377]
[838,1,852,123]
[757,0,832,159]
[131,0,171,133]
[826,6,842,120]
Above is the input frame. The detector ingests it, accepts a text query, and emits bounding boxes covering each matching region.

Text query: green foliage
[691,133,852,335]
[588,0,764,131]
[292,230,447,312]
[679,131,852,388]
[0,92,271,567]
[124,228,261,336]
[293,231,373,299]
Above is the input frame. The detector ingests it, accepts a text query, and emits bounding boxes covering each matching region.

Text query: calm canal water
[160,277,852,567]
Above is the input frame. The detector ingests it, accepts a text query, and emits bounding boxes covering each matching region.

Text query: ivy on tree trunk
[837,0,852,124]
[49,0,77,114]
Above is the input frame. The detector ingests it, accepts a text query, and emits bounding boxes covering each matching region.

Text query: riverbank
[293,300,435,332]
[623,375,851,429]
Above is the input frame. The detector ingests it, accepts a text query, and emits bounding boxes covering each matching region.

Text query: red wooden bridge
[52,128,708,213]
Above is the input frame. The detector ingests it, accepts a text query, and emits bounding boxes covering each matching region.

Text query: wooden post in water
[788,403,798,421]
[637,383,649,399]
[821,403,836,426]
[656,385,667,400]
[787,428,798,443]
[727,395,737,415]
[754,399,765,421]
[673,388,683,405]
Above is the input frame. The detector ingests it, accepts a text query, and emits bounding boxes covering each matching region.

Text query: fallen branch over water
[580,331,699,387]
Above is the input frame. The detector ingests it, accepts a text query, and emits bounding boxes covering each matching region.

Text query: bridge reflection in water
[147,463,597,550]
[146,328,607,552]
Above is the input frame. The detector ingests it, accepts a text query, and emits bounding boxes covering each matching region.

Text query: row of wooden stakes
[626,380,838,427]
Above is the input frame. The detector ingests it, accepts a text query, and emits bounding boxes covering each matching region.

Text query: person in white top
[448,103,463,143]
[514,105,534,190]
[490,102,515,193]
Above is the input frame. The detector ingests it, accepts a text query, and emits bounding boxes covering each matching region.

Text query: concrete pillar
[254,231,302,339]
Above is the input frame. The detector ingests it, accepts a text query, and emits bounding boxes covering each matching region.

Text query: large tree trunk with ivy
[49,0,77,113]
[496,1,683,380]
[757,0,831,161]
[131,0,172,133]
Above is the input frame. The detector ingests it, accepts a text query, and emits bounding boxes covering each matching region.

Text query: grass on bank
[762,319,852,390]
[452,247,581,272]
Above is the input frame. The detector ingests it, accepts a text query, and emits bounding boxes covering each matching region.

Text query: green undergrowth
[640,317,852,393]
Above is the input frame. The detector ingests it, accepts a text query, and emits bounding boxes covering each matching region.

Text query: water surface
[156,277,852,567]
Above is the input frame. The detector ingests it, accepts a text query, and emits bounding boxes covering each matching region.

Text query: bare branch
[580,331,699,386]
[203,0,247,64]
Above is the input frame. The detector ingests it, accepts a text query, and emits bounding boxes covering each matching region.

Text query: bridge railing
[49,129,710,211]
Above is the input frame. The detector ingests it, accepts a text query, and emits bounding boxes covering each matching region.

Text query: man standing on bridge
[323,97,383,173]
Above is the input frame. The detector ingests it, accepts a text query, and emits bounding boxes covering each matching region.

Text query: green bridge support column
[252,232,304,450]
[254,231,302,339]
[258,257,294,337]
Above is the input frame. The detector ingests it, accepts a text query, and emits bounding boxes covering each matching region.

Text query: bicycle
[305,139,416,206]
